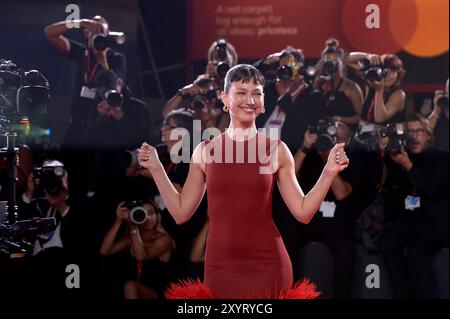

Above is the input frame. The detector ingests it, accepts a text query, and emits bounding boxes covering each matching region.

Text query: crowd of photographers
[0,14,448,299]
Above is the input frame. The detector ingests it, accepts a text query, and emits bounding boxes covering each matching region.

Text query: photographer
[44,15,127,147]
[163,76,227,131]
[312,39,364,130]
[162,38,237,131]
[289,121,360,298]
[119,109,207,281]
[427,79,448,151]
[17,160,89,294]
[376,113,448,298]
[346,52,406,125]
[255,46,327,153]
[205,38,238,89]
[84,69,150,227]
[100,200,174,299]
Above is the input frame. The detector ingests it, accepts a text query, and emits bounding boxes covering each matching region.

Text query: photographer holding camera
[100,200,174,299]
[255,46,327,153]
[44,15,127,147]
[346,52,406,125]
[312,39,364,130]
[287,121,360,298]
[118,108,207,282]
[17,160,90,294]
[370,113,449,298]
[163,38,238,131]
[427,79,448,151]
[163,76,227,131]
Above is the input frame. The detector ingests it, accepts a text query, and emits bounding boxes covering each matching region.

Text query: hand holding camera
[115,201,129,223]
[390,148,413,171]
[434,89,448,113]
[80,19,105,34]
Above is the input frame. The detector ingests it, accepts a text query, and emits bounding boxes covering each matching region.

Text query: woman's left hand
[324,143,349,176]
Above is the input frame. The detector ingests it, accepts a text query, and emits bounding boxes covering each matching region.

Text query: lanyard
[83,48,110,84]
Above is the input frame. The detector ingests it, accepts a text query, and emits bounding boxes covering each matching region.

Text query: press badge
[320,201,336,218]
[405,195,421,211]
[80,86,96,100]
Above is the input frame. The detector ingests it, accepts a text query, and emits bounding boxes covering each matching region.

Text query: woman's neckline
[224,128,259,142]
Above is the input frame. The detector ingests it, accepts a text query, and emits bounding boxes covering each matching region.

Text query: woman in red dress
[138,64,349,299]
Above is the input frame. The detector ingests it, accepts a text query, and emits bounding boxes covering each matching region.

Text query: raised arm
[44,19,104,54]
[277,142,349,224]
[138,142,207,224]
[100,202,131,256]
[373,87,405,124]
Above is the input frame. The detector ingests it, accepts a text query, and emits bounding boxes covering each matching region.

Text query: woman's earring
[223,105,229,112]
[261,107,265,114]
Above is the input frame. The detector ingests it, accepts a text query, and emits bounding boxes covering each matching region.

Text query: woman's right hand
[138,142,161,171]
[115,202,129,222]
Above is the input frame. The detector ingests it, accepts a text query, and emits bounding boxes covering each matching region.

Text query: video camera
[0,59,55,258]
[124,200,149,225]
[307,120,338,152]
[0,59,50,135]
[377,122,407,156]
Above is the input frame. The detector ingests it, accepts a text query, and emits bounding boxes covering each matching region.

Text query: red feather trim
[165,278,320,299]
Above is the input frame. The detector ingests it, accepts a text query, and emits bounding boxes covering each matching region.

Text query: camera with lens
[362,56,394,83]
[212,39,230,79]
[104,89,123,107]
[377,123,407,156]
[277,63,316,82]
[322,60,338,76]
[307,120,338,152]
[32,165,65,197]
[92,30,126,52]
[437,94,449,110]
[118,149,139,168]
[124,200,148,225]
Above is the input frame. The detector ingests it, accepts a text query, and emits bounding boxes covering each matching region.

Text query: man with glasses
[378,113,448,298]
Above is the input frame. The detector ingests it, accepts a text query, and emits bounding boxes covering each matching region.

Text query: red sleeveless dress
[165,132,319,299]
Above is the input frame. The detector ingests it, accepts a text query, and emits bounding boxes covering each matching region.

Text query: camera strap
[83,48,111,85]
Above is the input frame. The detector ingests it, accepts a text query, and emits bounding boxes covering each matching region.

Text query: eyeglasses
[406,128,427,137]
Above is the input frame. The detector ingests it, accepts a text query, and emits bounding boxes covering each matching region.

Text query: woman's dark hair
[223,64,265,93]
[321,38,345,60]
[280,46,305,65]
[163,109,195,137]
[381,54,405,90]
